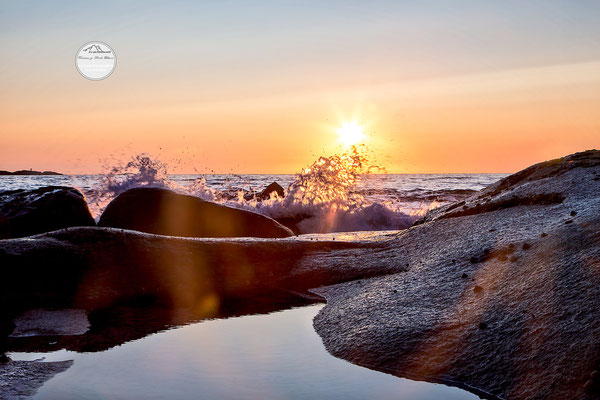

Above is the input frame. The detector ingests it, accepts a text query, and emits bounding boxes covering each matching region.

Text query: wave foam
[87,148,425,234]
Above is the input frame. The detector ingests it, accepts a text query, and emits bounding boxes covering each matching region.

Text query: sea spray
[231,145,418,233]
[87,154,216,218]
[88,148,427,233]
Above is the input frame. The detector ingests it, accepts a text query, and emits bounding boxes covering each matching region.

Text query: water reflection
[6,290,319,353]
[10,305,478,400]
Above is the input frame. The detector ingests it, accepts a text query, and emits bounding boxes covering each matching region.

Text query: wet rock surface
[312,150,600,400]
[98,187,294,238]
[0,186,95,239]
[0,359,73,400]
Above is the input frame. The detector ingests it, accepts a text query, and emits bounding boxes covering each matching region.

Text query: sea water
[0,171,504,234]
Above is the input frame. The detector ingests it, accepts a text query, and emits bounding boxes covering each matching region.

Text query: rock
[473,285,483,293]
[0,226,377,313]
[313,150,600,400]
[478,322,488,330]
[10,309,90,337]
[522,242,531,250]
[0,359,73,398]
[243,182,285,201]
[0,186,95,239]
[0,170,62,176]
[98,187,293,238]
[258,182,285,200]
[417,149,600,224]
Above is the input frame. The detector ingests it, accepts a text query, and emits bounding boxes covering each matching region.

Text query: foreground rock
[0,359,73,399]
[0,186,95,239]
[98,187,293,238]
[312,150,600,400]
[0,227,389,354]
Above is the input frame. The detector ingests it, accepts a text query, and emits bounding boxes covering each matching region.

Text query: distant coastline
[0,170,62,176]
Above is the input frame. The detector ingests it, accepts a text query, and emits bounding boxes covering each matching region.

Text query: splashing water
[88,147,420,233]
[87,154,216,218]
[246,145,417,233]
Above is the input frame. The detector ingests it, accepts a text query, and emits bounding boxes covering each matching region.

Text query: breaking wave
[86,147,449,234]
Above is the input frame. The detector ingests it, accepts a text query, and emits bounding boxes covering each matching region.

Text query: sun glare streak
[337,121,365,147]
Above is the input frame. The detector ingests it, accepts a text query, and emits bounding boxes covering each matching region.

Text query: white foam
[86,148,425,234]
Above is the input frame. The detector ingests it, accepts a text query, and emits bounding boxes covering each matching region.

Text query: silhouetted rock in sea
[258,182,285,200]
[0,186,95,239]
[0,170,62,175]
[98,187,293,238]
[243,181,285,201]
[1,150,599,399]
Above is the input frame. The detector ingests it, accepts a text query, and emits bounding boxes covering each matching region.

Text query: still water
[10,305,478,400]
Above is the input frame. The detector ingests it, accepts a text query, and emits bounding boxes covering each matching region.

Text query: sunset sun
[336,121,365,147]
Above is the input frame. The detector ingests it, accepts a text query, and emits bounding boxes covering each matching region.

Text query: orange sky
[1,2,599,174]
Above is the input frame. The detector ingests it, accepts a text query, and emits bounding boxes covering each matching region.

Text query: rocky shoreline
[1,150,599,399]
[0,170,62,176]
[312,150,600,400]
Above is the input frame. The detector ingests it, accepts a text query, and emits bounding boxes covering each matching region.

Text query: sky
[0,0,599,174]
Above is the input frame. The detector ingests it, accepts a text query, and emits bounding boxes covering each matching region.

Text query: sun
[336,121,365,147]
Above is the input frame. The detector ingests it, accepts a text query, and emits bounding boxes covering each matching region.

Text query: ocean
[0,171,505,234]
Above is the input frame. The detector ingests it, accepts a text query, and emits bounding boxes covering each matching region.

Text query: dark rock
[522,242,531,250]
[565,220,573,224]
[473,285,483,293]
[461,273,468,279]
[243,182,285,201]
[584,379,595,393]
[0,170,62,176]
[272,214,312,235]
[258,182,285,200]
[0,186,95,239]
[478,322,488,330]
[570,210,578,216]
[98,187,293,238]
[541,232,548,237]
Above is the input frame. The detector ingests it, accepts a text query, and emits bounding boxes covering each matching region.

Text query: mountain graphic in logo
[82,44,111,54]
[76,41,116,80]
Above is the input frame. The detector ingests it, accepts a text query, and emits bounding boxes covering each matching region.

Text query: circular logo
[76,41,116,80]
